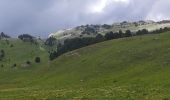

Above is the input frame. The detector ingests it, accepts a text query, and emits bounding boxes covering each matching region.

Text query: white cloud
[89,0,130,13]
[146,0,170,21]
[90,0,107,13]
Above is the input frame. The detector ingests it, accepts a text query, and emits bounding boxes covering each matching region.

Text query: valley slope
[0,32,170,99]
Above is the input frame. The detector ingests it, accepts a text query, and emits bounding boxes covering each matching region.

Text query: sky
[0,0,170,37]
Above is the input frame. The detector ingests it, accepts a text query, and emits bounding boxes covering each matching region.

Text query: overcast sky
[0,0,170,37]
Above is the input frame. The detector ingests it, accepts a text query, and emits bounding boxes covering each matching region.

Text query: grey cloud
[0,0,169,37]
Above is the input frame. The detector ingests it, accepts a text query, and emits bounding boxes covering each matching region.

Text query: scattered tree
[13,64,17,67]
[119,30,124,38]
[35,57,41,63]
[0,49,5,61]
[136,29,149,36]
[95,34,105,42]
[125,30,132,37]
[102,24,112,29]
[105,31,114,40]
[18,34,35,43]
[10,44,14,47]
[26,61,31,65]
[81,26,97,35]
[49,51,58,61]
[1,64,4,68]
[45,37,57,46]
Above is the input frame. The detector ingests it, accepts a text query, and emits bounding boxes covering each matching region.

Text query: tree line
[49,27,170,60]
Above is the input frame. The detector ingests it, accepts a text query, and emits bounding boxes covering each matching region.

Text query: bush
[119,30,124,38]
[35,57,41,63]
[162,97,169,100]
[1,64,4,68]
[0,49,5,60]
[49,51,58,61]
[10,44,14,47]
[26,61,31,65]
[13,64,17,67]
[18,34,35,43]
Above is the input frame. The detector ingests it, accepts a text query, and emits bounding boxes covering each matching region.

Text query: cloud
[146,0,170,21]
[0,0,169,37]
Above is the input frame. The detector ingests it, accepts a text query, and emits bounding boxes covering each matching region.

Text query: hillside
[0,39,48,69]
[49,20,170,42]
[1,32,170,99]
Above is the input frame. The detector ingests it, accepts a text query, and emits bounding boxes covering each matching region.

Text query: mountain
[49,20,170,41]
[0,32,10,39]
[0,31,170,99]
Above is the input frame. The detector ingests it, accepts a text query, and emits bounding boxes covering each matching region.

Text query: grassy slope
[1,32,170,99]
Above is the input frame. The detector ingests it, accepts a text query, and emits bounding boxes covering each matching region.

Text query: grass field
[1,32,170,99]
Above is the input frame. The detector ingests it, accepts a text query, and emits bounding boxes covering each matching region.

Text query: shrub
[26,61,31,65]
[0,49,5,60]
[18,34,35,43]
[119,30,124,38]
[10,44,14,47]
[162,97,169,100]
[49,51,58,61]
[13,64,17,67]
[35,57,41,63]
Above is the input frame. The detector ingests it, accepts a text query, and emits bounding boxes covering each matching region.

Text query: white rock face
[49,28,74,38]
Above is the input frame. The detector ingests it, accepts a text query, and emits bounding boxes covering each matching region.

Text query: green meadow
[1,32,170,99]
